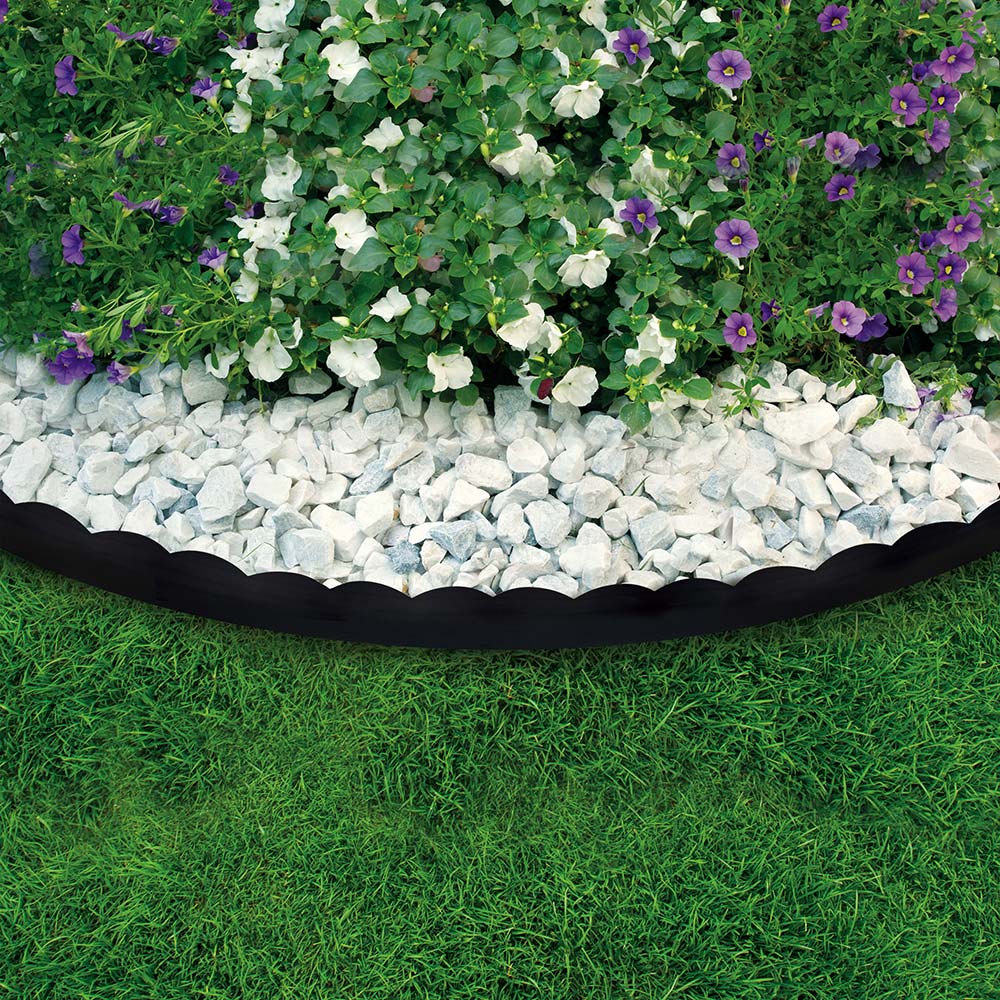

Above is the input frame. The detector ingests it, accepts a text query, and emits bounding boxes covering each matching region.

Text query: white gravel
[1,343,999,596]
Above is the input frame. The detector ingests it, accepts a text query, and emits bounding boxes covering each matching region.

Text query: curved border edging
[2,489,998,648]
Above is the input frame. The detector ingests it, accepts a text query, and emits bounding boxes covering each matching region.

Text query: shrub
[1,0,999,429]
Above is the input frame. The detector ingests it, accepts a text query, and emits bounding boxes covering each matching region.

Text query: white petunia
[226,45,288,89]
[326,337,381,387]
[254,0,296,32]
[370,287,411,322]
[260,152,302,203]
[671,206,709,230]
[551,80,603,119]
[320,40,370,85]
[243,327,293,382]
[488,132,555,183]
[427,351,474,392]
[495,301,549,351]
[665,37,700,60]
[204,347,240,380]
[327,208,378,254]
[700,6,722,22]
[552,366,599,406]
[630,147,676,196]
[624,316,677,370]
[225,99,252,134]
[230,214,294,258]
[579,0,607,30]
[557,249,610,289]
[363,117,405,153]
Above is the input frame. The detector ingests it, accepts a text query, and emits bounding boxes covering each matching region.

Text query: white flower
[708,176,729,193]
[204,347,240,380]
[598,217,627,238]
[664,37,700,60]
[427,351,474,392]
[320,40,370,85]
[488,131,556,184]
[260,152,302,203]
[590,49,619,70]
[243,327,293,382]
[363,0,388,23]
[630,147,676,196]
[495,301,548,351]
[254,0,296,31]
[552,47,571,76]
[363,117,405,153]
[624,316,677,369]
[225,99,252,134]
[551,81,603,119]
[326,337,381,387]
[700,6,722,22]
[579,0,607,30]
[226,45,288,89]
[974,319,999,342]
[558,249,610,288]
[413,288,432,306]
[370,286,411,321]
[552,366,599,406]
[671,206,709,229]
[230,214,294,258]
[327,208,378,254]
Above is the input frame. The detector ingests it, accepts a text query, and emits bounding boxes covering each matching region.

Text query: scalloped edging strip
[1,489,998,649]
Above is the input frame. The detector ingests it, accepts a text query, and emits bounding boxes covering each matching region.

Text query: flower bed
[1,1,1000,626]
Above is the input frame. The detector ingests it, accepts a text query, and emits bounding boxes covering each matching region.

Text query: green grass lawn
[2,547,999,999]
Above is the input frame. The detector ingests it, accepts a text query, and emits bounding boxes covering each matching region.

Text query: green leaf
[619,400,651,433]
[705,110,738,144]
[401,304,437,335]
[681,377,713,400]
[339,69,383,104]
[712,279,743,312]
[349,237,390,272]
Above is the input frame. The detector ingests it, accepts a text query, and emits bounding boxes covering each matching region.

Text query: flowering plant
[1,0,998,430]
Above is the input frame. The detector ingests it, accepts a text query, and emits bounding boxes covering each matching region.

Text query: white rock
[928,463,961,499]
[838,395,878,434]
[355,490,395,537]
[550,447,585,483]
[87,494,127,531]
[78,452,126,495]
[762,401,838,446]
[455,453,513,492]
[1,439,51,502]
[732,470,775,510]
[858,418,911,458]
[881,360,920,409]
[246,471,292,509]
[572,475,621,518]
[311,505,365,560]
[507,437,548,474]
[785,468,831,509]
[196,466,246,520]
[181,359,229,406]
[524,498,571,549]
[443,479,489,520]
[942,431,1000,482]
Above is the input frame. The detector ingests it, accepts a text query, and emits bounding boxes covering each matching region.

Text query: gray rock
[524,498,572,549]
[350,458,393,495]
[196,465,246,520]
[881,359,920,409]
[429,521,477,561]
[629,511,676,558]
[181,359,229,406]
[279,528,336,573]
[841,504,888,536]
[387,540,421,573]
[77,452,126,495]
[288,369,333,395]
[455,453,513,492]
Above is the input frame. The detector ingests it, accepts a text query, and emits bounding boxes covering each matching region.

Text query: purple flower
[752,131,775,152]
[612,27,651,66]
[153,135,168,147]
[723,311,757,352]
[112,191,142,212]
[911,61,932,83]
[806,301,831,318]
[61,225,85,265]
[930,42,975,83]
[190,77,221,101]
[824,173,856,201]
[761,299,781,323]
[119,318,147,341]
[707,50,752,90]
[933,287,958,322]
[47,348,96,385]
[211,0,234,13]
[831,300,866,337]
[897,252,934,294]
[105,22,132,41]
[889,83,927,125]
[853,143,881,170]
[855,312,888,342]
[824,131,859,167]
[929,84,961,114]
[54,55,78,96]
[106,361,133,385]
[926,117,951,153]
[716,142,748,178]
[938,213,982,253]
[65,331,93,358]
[620,196,659,234]
[0,0,8,25]
[786,156,801,182]
[157,205,186,225]
[817,4,849,31]
[937,254,967,283]
[28,242,51,279]
[218,164,240,186]
[149,35,180,55]
[160,304,175,316]
[918,230,940,252]
[961,11,987,44]
[800,132,824,149]
[198,246,227,270]
[714,218,759,259]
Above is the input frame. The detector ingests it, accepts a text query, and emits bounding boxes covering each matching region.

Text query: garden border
[2,487,998,649]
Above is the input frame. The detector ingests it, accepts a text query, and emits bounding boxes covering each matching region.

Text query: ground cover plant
[1,0,999,431]
[2,545,1000,997]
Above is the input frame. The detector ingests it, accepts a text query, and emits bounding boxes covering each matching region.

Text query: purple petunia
[911,61,933,83]
[800,132,824,150]
[153,135,168,147]
[190,77,221,101]
[157,205,186,225]
[714,218,759,259]
[933,287,958,322]
[753,130,775,153]
[723,311,757,352]
[218,164,240,186]
[716,142,749,178]
[824,173,856,201]
[930,42,975,83]
[786,156,801,183]
[761,299,781,323]
[824,131,859,167]
[937,253,967,283]
[211,0,234,13]
[855,312,888,342]
[119,318,148,341]
[54,55,78,96]
[938,212,982,253]
[620,196,659,235]
[198,246,227,270]
[0,0,8,24]
[612,26,651,66]
[926,117,951,153]
[889,83,927,126]
[105,22,179,55]
[707,49,752,90]
[47,348,96,385]
[918,230,940,252]
[61,224,85,265]
[929,84,961,114]
[817,4,849,31]
[853,143,881,170]
[106,361,133,385]
[897,252,934,294]
[806,301,831,318]
[28,242,51,279]
[831,300,866,337]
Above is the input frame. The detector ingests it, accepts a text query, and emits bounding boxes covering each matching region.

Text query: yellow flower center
[955,224,964,232]
[945,265,952,274]
[947,54,956,64]
[630,43,640,53]
[724,66,735,76]
[637,212,646,222]
[832,17,841,25]
[730,156,741,166]
[738,326,747,337]
[906,269,914,279]
[731,235,742,245]
[899,100,907,110]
